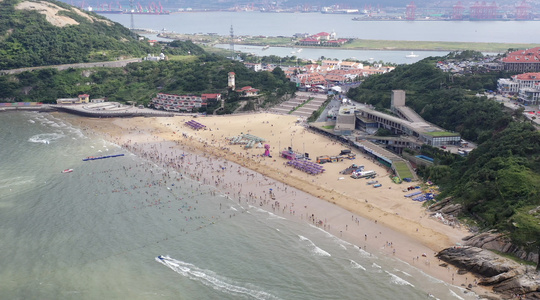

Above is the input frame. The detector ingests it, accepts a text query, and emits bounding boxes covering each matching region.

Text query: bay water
[0,111,478,299]
[104,11,537,63]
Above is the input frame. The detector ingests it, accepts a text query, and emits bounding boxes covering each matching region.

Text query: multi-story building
[151,93,206,112]
[498,72,540,104]
[502,47,540,72]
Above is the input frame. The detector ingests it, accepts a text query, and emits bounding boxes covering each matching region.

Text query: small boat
[373,183,382,188]
[62,169,73,173]
[262,45,270,50]
[297,48,303,53]
[406,52,419,58]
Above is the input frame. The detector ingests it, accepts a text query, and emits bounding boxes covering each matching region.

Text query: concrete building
[151,93,206,112]
[498,72,540,104]
[56,94,90,105]
[356,91,460,147]
[228,72,235,90]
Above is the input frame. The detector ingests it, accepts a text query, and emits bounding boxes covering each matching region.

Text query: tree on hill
[0,0,179,69]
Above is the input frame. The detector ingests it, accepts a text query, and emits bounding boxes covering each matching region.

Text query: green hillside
[347,54,540,251]
[0,0,166,69]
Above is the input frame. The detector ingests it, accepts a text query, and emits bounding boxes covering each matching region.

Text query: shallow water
[0,111,477,299]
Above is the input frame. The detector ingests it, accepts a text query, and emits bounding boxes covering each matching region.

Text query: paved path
[0,58,142,75]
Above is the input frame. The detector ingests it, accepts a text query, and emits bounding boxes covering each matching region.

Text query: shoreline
[64,112,500,299]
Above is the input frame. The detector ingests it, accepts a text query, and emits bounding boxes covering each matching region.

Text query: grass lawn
[423,131,460,137]
[344,39,539,53]
[393,161,413,179]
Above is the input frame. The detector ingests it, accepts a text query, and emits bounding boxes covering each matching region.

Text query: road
[0,58,142,75]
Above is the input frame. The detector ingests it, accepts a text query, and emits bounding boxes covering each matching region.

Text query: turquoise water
[0,112,476,299]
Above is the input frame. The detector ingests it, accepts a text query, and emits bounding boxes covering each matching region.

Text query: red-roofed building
[502,47,540,72]
[237,86,260,97]
[298,38,320,45]
[201,93,222,102]
[312,32,331,40]
[290,73,326,87]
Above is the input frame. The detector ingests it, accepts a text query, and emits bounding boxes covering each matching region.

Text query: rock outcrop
[464,232,540,264]
[438,246,540,298]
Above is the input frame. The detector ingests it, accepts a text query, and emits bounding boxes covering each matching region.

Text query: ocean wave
[349,260,366,270]
[0,176,34,189]
[393,268,412,277]
[298,235,331,257]
[251,206,286,220]
[385,271,414,287]
[28,133,65,144]
[449,289,465,300]
[156,256,281,300]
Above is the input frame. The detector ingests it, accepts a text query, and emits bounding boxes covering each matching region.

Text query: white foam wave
[449,289,464,300]
[28,133,65,144]
[156,256,281,300]
[385,271,414,287]
[393,269,412,277]
[349,260,366,270]
[0,176,34,189]
[252,207,285,220]
[372,263,381,269]
[28,119,35,124]
[298,235,331,257]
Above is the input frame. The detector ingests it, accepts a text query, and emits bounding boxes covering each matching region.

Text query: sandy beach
[67,112,499,299]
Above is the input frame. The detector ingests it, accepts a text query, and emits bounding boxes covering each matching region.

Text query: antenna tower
[230,25,235,59]
[129,0,135,29]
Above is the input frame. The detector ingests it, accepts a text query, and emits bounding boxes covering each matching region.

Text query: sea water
[0,111,477,299]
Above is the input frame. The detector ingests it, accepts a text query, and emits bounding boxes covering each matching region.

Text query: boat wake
[155,255,281,300]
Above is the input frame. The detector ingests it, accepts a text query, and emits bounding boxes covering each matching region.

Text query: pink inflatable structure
[264,144,271,157]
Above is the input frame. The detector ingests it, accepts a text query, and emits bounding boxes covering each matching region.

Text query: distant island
[156,31,539,53]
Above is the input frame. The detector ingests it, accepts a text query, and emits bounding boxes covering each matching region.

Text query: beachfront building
[502,47,540,72]
[201,93,222,102]
[356,90,460,147]
[151,93,207,112]
[56,94,90,105]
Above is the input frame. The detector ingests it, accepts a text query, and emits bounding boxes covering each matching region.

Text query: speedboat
[62,169,73,173]
[406,52,419,58]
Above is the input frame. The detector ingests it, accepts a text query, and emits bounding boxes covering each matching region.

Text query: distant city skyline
[65,0,538,13]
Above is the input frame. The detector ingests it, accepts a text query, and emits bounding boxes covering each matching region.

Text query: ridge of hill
[0,0,157,69]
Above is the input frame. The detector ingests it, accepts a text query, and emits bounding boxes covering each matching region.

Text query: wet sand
[69,112,499,299]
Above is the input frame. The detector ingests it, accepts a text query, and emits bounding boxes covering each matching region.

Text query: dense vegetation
[0,0,197,69]
[347,54,540,251]
[0,51,296,113]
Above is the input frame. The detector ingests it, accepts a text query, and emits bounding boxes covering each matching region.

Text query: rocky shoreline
[430,198,540,299]
[437,246,539,299]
